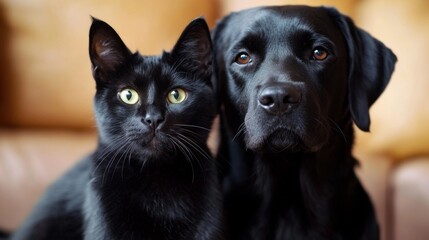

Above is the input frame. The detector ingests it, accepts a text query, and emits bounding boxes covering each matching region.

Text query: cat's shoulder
[45,156,92,204]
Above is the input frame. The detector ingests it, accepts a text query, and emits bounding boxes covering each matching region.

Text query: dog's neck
[221,110,357,185]
[247,119,358,231]
[220,112,365,236]
[254,117,356,187]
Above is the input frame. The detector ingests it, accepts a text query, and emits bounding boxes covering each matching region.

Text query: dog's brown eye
[235,52,251,64]
[312,48,328,61]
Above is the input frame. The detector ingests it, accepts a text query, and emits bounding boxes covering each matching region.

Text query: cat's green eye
[118,88,139,105]
[167,88,187,104]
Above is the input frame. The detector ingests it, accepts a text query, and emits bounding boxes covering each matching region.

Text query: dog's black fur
[213,6,396,240]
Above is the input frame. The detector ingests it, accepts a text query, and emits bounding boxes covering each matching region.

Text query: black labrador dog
[213,6,396,240]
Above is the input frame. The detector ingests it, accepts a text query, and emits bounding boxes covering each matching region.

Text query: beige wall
[220,0,359,16]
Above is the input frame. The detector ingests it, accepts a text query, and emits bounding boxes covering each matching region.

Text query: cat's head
[88,17,215,159]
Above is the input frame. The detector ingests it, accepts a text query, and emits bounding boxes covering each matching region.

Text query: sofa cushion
[354,151,393,240]
[391,157,429,240]
[0,129,97,231]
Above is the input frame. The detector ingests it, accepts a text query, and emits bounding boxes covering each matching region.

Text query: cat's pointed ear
[170,18,212,80]
[89,17,132,81]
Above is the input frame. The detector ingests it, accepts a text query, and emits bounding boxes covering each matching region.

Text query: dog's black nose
[258,85,301,115]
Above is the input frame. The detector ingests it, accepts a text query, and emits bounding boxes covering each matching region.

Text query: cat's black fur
[10,17,223,240]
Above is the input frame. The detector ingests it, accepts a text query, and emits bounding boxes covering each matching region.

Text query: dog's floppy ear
[89,17,132,83]
[325,8,397,132]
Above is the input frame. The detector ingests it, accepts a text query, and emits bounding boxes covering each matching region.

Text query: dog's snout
[258,85,301,115]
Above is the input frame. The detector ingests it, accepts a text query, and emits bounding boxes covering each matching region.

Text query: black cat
[10,17,223,240]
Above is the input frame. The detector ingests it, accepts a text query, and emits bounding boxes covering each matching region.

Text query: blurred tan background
[0,0,428,239]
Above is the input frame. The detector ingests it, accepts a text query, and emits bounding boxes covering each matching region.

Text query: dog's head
[213,6,396,153]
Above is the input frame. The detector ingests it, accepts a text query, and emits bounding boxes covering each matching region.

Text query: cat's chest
[95,179,203,240]
[91,156,211,235]
[98,171,205,217]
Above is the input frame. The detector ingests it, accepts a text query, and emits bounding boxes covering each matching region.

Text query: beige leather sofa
[1,1,428,240]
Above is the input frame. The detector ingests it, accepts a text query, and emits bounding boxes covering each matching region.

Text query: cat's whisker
[94,135,131,182]
[175,131,225,170]
[127,143,135,168]
[174,124,212,132]
[166,135,196,183]
[232,122,247,142]
[177,128,202,138]
[175,137,198,164]
[92,134,130,175]
[139,158,149,174]
[174,133,213,175]
[102,143,128,184]
[165,135,179,156]
[94,141,120,171]
[117,142,135,181]
[175,133,212,162]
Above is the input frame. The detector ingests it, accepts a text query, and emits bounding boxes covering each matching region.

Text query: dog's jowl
[213,6,396,240]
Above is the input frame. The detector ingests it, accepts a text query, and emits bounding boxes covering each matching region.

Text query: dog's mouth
[245,127,306,153]
[265,128,304,152]
[242,103,328,153]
